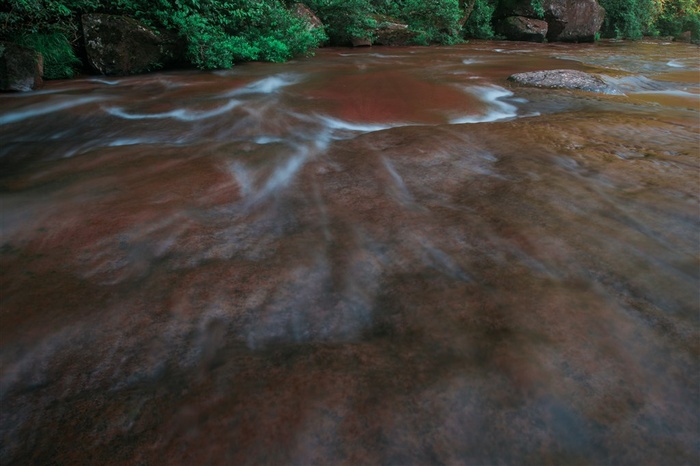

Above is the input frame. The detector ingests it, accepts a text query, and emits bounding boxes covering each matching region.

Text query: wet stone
[508,69,619,93]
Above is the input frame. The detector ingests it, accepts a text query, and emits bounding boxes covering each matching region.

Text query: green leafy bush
[304,0,377,45]
[655,0,700,40]
[599,0,699,39]
[15,32,81,79]
[599,0,660,38]
[2,0,699,78]
[378,0,464,44]
[109,0,326,68]
[0,0,98,78]
[530,0,545,18]
[463,0,496,39]
[304,0,464,45]
[1,0,326,72]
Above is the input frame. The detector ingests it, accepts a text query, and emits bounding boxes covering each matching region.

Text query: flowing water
[1,39,699,465]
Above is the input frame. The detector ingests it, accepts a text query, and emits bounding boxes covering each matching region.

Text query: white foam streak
[229,162,254,198]
[450,86,517,124]
[666,60,685,68]
[90,78,121,85]
[318,115,395,133]
[382,157,413,205]
[227,74,300,96]
[229,146,313,205]
[634,89,699,97]
[108,138,161,147]
[254,136,285,145]
[257,148,309,199]
[105,99,240,121]
[0,96,105,125]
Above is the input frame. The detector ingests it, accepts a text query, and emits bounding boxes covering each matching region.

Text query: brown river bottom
[0,40,699,465]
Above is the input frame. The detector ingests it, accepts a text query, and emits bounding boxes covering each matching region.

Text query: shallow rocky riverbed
[1,40,698,465]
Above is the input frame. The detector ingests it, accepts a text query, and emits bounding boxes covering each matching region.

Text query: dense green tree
[599,0,661,38]
[102,0,327,68]
[1,1,102,78]
[595,0,699,39]
[377,0,464,44]
[303,0,377,45]
[463,0,496,38]
[653,0,700,38]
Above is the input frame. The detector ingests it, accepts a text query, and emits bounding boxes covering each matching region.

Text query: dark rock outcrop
[674,31,692,43]
[292,3,325,35]
[495,0,605,42]
[508,69,617,93]
[0,42,43,92]
[374,20,420,46]
[545,0,605,42]
[351,37,373,47]
[496,16,548,42]
[82,14,183,76]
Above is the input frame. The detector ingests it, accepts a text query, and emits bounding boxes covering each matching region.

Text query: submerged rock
[508,69,616,93]
[0,42,43,92]
[82,14,183,76]
[496,16,548,42]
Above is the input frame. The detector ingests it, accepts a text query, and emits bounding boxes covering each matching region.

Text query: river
[1,39,698,465]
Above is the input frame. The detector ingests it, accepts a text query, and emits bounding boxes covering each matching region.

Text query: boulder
[351,37,373,47]
[0,42,43,92]
[292,3,324,31]
[495,0,605,42]
[82,14,183,76]
[292,3,327,46]
[544,0,605,42]
[508,69,617,93]
[496,16,548,42]
[674,31,692,43]
[374,20,420,46]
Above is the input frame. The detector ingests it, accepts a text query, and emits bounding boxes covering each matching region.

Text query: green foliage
[1,0,325,71]
[463,0,496,39]
[0,0,99,78]
[107,0,326,68]
[304,0,377,45]
[2,0,699,77]
[599,0,699,40]
[15,32,81,79]
[0,0,100,37]
[530,0,545,18]
[378,0,464,44]
[304,0,463,45]
[655,0,700,39]
[599,0,660,38]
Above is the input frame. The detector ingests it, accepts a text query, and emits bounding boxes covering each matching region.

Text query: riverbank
[2,0,698,91]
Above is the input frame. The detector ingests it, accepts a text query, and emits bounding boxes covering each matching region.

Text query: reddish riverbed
[1,40,699,465]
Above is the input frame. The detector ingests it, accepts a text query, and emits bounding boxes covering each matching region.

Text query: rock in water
[82,14,182,76]
[0,42,43,92]
[508,69,616,93]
